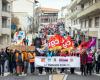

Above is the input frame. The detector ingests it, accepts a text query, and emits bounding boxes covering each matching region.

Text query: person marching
[0,49,7,76]
[86,51,93,75]
[15,51,24,75]
[80,49,88,76]
[23,51,28,74]
[60,50,67,73]
[8,49,16,74]
[46,51,53,73]
[28,51,35,74]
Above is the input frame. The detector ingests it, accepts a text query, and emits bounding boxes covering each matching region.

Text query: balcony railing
[2,11,11,17]
[0,28,11,35]
[67,11,78,19]
[77,0,88,4]
[69,0,77,9]
[77,2,100,18]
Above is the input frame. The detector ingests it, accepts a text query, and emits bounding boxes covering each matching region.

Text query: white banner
[35,56,80,68]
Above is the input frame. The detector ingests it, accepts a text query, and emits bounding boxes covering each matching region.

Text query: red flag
[62,36,74,49]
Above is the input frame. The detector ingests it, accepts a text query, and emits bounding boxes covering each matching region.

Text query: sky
[39,0,70,9]
[12,0,71,16]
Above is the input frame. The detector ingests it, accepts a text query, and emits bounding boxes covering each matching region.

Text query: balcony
[77,0,88,4]
[77,2,100,18]
[6,0,11,3]
[2,11,11,18]
[69,0,77,9]
[0,28,11,35]
[67,11,78,19]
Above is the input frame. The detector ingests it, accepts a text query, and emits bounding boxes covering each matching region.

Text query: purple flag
[88,38,96,49]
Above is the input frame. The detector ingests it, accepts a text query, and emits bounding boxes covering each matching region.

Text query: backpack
[18,54,22,62]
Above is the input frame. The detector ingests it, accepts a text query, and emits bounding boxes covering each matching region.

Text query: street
[1,70,100,80]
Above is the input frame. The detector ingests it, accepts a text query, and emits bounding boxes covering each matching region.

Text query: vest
[28,52,35,63]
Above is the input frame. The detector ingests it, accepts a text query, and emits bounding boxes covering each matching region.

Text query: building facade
[66,0,100,49]
[34,7,59,32]
[0,0,11,49]
[12,12,32,32]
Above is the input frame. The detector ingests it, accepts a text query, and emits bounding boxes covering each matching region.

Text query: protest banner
[35,56,80,68]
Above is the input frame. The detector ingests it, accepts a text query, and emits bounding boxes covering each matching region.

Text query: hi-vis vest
[23,52,28,61]
[15,52,24,62]
[28,52,35,63]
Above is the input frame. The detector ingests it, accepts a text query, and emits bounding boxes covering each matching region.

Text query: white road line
[93,73,100,77]
[63,75,68,80]
[49,75,52,80]
[4,72,10,76]
[75,71,81,75]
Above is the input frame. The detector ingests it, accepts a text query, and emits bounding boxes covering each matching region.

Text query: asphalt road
[0,70,100,80]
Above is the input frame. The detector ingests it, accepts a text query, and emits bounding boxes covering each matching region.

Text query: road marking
[49,74,68,80]
[49,75,52,80]
[75,71,81,75]
[63,75,68,80]
[4,72,10,76]
[52,74,65,80]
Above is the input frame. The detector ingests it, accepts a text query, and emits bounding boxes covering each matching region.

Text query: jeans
[81,64,87,75]
[30,62,35,73]
[24,61,28,73]
[86,63,92,75]
[9,61,14,73]
[0,63,5,75]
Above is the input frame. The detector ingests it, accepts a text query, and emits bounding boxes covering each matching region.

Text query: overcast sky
[39,0,70,9]
[12,0,71,16]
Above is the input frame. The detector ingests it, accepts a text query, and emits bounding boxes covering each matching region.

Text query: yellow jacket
[28,52,35,63]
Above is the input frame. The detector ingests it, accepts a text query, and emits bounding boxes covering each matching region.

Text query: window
[2,1,8,11]
[81,21,83,28]
[89,19,92,28]
[95,17,99,27]
[81,4,84,10]
[44,18,49,23]
[2,18,7,28]
[85,20,87,28]
[89,0,93,6]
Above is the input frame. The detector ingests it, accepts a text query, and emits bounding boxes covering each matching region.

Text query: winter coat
[80,52,88,65]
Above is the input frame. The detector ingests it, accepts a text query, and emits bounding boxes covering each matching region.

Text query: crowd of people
[0,44,100,76]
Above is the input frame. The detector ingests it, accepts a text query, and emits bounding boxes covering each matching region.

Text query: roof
[40,7,59,13]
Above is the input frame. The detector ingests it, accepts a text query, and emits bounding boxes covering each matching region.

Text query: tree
[11,17,19,29]
[11,17,20,39]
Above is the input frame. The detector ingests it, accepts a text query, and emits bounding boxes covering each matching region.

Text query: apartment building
[0,0,11,49]
[12,12,32,32]
[35,7,59,32]
[67,0,100,49]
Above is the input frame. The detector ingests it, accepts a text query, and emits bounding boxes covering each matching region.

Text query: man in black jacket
[34,37,42,48]
[0,49,7,76]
